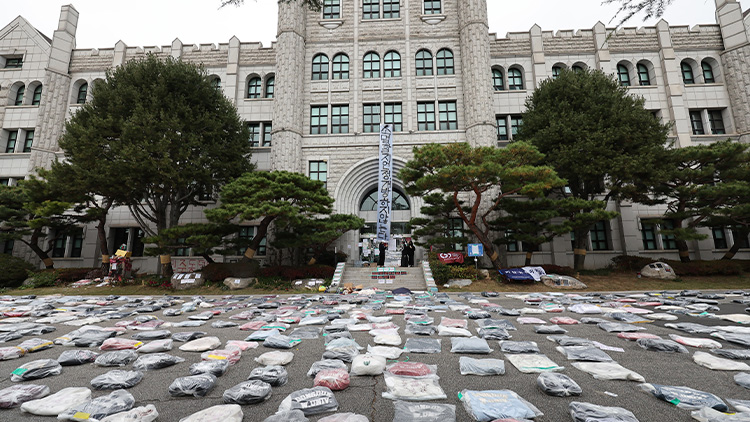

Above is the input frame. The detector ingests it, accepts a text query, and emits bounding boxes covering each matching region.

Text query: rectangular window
[331,105,349,134]
[310,106,328,135]
[642,220,658,250]
[248,123,261,147]
[262,123,272,147]
[309,161,328,189]
[590,221,610,251]
[709,110,726,135]
[175,237,189,257]
[423,0,441,14]
[732,230,750,249]
[323,0,341,19]
[70,229,83,258]
[4,57,22,68]
[510,115,523,139]
[363,104,381,133]
[363,0,379,19]
[505,230,518,252]
[2,239,13,255]
[712,227,728,249]
[496,115,508,141]
[417,102,436,131]
[448,218,464,251]
[438,101,457,130]
[23,130,33,153]
[238,227,266,256]
[0,178,9,186]
[384,103,402,132]
[690,110,705,135]
[5,130,18,154]
[383,0,400,18]
[51,235,67,258]
[111,227,145,257]
[661,219,678,250]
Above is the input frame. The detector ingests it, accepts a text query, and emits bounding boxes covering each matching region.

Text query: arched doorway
[358,187,412,264]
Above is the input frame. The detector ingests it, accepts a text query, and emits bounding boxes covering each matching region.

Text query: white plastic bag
[137,339,173,354]
[505,354,564,373]
[317,413,369,422]
[350,354,386,376]
[437,326,472,337]
[100,405,159,422]
[20,387,91,416]
[458,357,505,376]
[179,404,243,422]
[382,373,447,401]
[366,345,402,359]
[572,362,645,382]
[255,351,294,366]
[690,407,750,422]
[179,336,221,352]
[669,334,722,349]
[458,389,542,421]
[693,351,750,371]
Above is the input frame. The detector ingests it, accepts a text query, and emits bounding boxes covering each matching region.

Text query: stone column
[716,0,750,136]
[656,19,692,148]
[457,0,495,147]
[271,0,307,172]
[593,22,612,74]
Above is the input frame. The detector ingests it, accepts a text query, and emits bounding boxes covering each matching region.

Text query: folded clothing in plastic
[279,386,339,416]
[548,336,592,347]
[440,317,468,329]
[477,328,512,340]
[99,338,143,351]
[735,373,750,390]
[190,359,230,377]
[638,383,728,411]
[322,346,359,362]
[458,389,542,422]
[255,350,295,366]
[450,337,493,354]
[131,330,172,340]
[569,402,639,422]
[366,345,402,360]
[290,327,322,339]
[95,350,138,367]
[405,325,437,336]
[168,373,217,397]
[459,357,505,376]
[618,332,661,341]
[393,400,456,422]
[0,346,25,361]
[0,384,49,408]
[690,407,750,422]
[505,354,564,374]
[383,373,447,401]
[249,365,288,386]
[133,353,185,371]
[202,347,241,364]
[712,349,750,360]
[223,380,272,405]
[534,325,567,335]
[549,317,580,325]
[437,326,472,337]
[636,338,689,354]
[58,389,135,422]
[20,386,91,416]
[556,346,613,362]
[172,331,206,342]
[404,338,442,354]
[180,404,243,422]
[712,332,750,348]
[314,368,350,391]
[262,409,309,422]
[598,322,645,333]
[387,362,436,377]
[693,351,750,371]
[100,404,158,422]
[10,359,62,381]
[179,336,221,352]
[351,354,386,376]
[91,370,144,390]
[536,372,582,397]
[500,341,540,354]
[18,338,54,353]
[137,339,173,354]
[670,334,722,349]
[264,335,302,349]
[317,413,369,422]
[572,362,644,382]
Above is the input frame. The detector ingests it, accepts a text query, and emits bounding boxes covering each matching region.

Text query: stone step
[340,264,427,290]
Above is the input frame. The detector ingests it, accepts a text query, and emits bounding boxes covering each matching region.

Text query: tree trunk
[200,253,215,264]
[467,226,503,274]
[27,229,54,269]
[241,216,274,262]
[97,216,110,272]
[573,229,588,271]
[722,229,748,260]
[159,255,174,277]
[676,239,691,262]
[524,251,534,266]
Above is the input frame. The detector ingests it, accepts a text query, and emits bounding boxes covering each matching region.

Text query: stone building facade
[1,0,749,271]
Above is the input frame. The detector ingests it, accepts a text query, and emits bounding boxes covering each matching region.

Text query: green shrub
[427,252,478,284]
[0,254,35,288]
[25,270,59,288]
[55,268,97,283]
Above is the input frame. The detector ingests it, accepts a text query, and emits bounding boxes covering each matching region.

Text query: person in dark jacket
[401,245,409,267]
[377,241,386,266]
[405,240,416,267]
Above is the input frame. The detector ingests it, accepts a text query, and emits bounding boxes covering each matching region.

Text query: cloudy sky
[4,0,718,49]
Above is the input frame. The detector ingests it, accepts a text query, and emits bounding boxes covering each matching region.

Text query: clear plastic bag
[405,325,437,336]
[137,339,173,354]
[249,365,288,386]
[450,337,493,354]
[505,354,564,374]
[350,354,386,376]
[95,350,139,367]
[393,400,456,422]
[317,413,369,422]
[556,346,613,362]
[572,362,644,381]
[477,328,511,340]
[387,362,436,377]
[58,349,99,366]
[226,340,258,351]
[670,335,722,349]
[373,331,402,346]
[636,338,689,354]
[20,387,91,416]
[536,372,582,397]
[499,341,540,354]
[404,338,441,354]
[458,357,505,376]
[211,320,239,329]
[711,349,750,360]
[437,326,472,337]
[132,353,185,371]
[178,336,221,352]
[278,386,339,416]
[735,373,750,389]
[382,373,447,401]
[322,346,359,362]
[711,332,750,348]
[202,347,241,364]
[0,384,49,408]
[17,338,54,353]
[440,317,468,329]
[290,327,322,339]
[617,332,661,341]
[690,407,750,422]
[549,317,580,325]
[171,331,206,342]
[131,330,171,340]
[168,373,217,397]
[598,322,645,333]
[458,389,542,421]
[10,358,62,381]
[179,404,243,422]
[366,345,403,359]
[189,359,230,377]
[100,404,158,422]
[255,350,295,366]
[264,334,302,349]
[568,402,639,422]
[223,380,272,405]
[638,383,728,411]
[91,370,144,390]
[263,410,309,422]
[307,359,347,377]
[58,389,136,422]
[729,399,750,413]
[0,346,25,361]
[534,325,567,334]
[694,351,750,371]
[314,368,350,391]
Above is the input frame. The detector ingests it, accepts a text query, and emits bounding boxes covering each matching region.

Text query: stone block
[541,274,587,290]
[444,278,473,288]
[640,262,677,280]
[171,273,205,290]
[223,277,257,290]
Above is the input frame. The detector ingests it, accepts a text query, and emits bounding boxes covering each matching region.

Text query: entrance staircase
[340,265,427,291]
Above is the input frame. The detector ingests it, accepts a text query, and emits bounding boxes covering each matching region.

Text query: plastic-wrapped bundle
[569,402,639,422]
[499,341,540,354]
[131,330,171,340]
[636,338,689,354]
[373,330,402,346]
[17,338,54,353]
[505,354,564,374]
[736,373,750,389]
[264,335,302,349]
[383,373,447,401]
[568,304,603,314]
[387,362,436,377]
[534,325,567,335]
[729,399,750,412]
[712,332,750,348]
[255,350,294,366]
[573,362,644,381]
[168,373,217,397]
[664,322,716,334]
[617,332,661,341]
[300,316,329,326]
[226,340,258,351]
[392,400,455,422]
[694,351,750,371]
[405,325,437,336]
[246,329,281,342]
[58,389,135,422]
[670,334,722,349]
[549,317,579,325]
[580,317,609,325]
[476,319,516,330]
[100,404,158,422]
[610,312,651,324]
[350,354,386,376]
[317,413,369,422]
[172,331,206,342]
[20,387,91,416]
[598,322,645,333]
[248,365,288,386]
[450,337,493,354]
[58,349,99,366]
[458,357,505,376]
[0,384,49,408]
[190,360,230,377]
[712,349,750,360]
[240,321,269,331]
[638,383,728,411]
[307,360,347,378]
[517,317,545,325]
[179,336,221,352]
[211,320,239,329]
[404,338,441,354]
[223,380,272,405]
[690,407,750,422]
[137,339,173,354]
[290,327,322,339]
[0,331,23,343]
[314,368,350,390]
[437,326,472,337]
[322,346,359,362]
[440,317,468,329]
[0,346,25,360]
[179,404,243,422]
[164,309,182,317]
[467,311,491,320]
[188,311,215,321]
[10,358,62,381]
[99,338,143,351]
[550,336,593,347]
[263,410,309,422]
[95,350,138,367]
[556,346,613,362]
[91,370,144,390]
[278,386,339,416]
[366,345,402,360]
[132,353,185,371]
[477,328,511,340]
[458,389,542,421]
[536,372,582,397]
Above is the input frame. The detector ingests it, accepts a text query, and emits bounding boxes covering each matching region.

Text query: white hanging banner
[376,124,394,242]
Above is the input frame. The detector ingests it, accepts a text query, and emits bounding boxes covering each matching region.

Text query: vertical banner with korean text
[377,124,394,242]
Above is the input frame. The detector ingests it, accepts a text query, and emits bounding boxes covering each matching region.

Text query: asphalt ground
[0,291,749,422]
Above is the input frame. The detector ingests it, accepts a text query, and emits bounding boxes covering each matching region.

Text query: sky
[3,0,719,49]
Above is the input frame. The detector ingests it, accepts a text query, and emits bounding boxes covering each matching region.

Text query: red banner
[438,252,464,264]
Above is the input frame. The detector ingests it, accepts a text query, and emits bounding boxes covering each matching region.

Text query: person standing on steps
[378,241,386,266]
[405,240,416,267]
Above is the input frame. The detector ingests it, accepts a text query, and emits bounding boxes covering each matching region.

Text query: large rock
[444,278,472,288]
[477,269,490,280]
[223,277,257,290]
[541,274,587,290]
[171,273,205,290]
[640,262,677,280]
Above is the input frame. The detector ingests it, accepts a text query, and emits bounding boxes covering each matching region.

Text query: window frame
[332,54,350,80]
[309,161,328,189]
[76,83,88,104]
[5,130,18,154]
[423,0,442,14]
[496,115,508,141]
[330,104,349,134]
[363,52,381,79]
[617,64,631,87]
[22,130,33,153]
[552,66,562,79]
[383,0,400,18]
[637,63,650,86]
[417,101,436,131]
[14,85,24,106]
[436,49,454,75]
[310,105,329,135]
[510,115,523,139]
[264,77,275,98]
[492,68,504,91]
[363,0,380,19]
[248,123,262,147]
[323,0,341,19]
[438,100,457,130]
[708,110,726,135]
[363,103,381,133]
[702,61,715,84]
[689,110,705,135]
[681,62,695,85]
[712,227,728,249]
[4,57,22,69]
[246,77,262,99]
[415,50,433,76]
[31,85,42,106]
[312,54,330,81]
[383,102,402,132]
[383,51,401,78]
[508,68,524,90]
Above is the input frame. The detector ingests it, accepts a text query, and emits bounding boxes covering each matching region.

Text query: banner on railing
[376,124,394,242]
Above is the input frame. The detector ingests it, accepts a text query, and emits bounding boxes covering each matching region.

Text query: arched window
[332,54,349,79]
[637,63,650,86]
[702,60,715,84]
[681,61,694,85]
[247,77,262,98]
[572,64,584,73]
[363,52,381,78]
[492,68,504,91]
[312,54,329,80]
[415,50,433,76]
[360,188,410,211]
[264,77,275,98]
[617,64,630,86]
[436,49,454,75]
[210,77,221,90]
[31,84,42,106]
[14,84,25,106]
[508,68,523,90]
[552,66,562,79]
[384,51,401,78]
[76,83,88,104]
